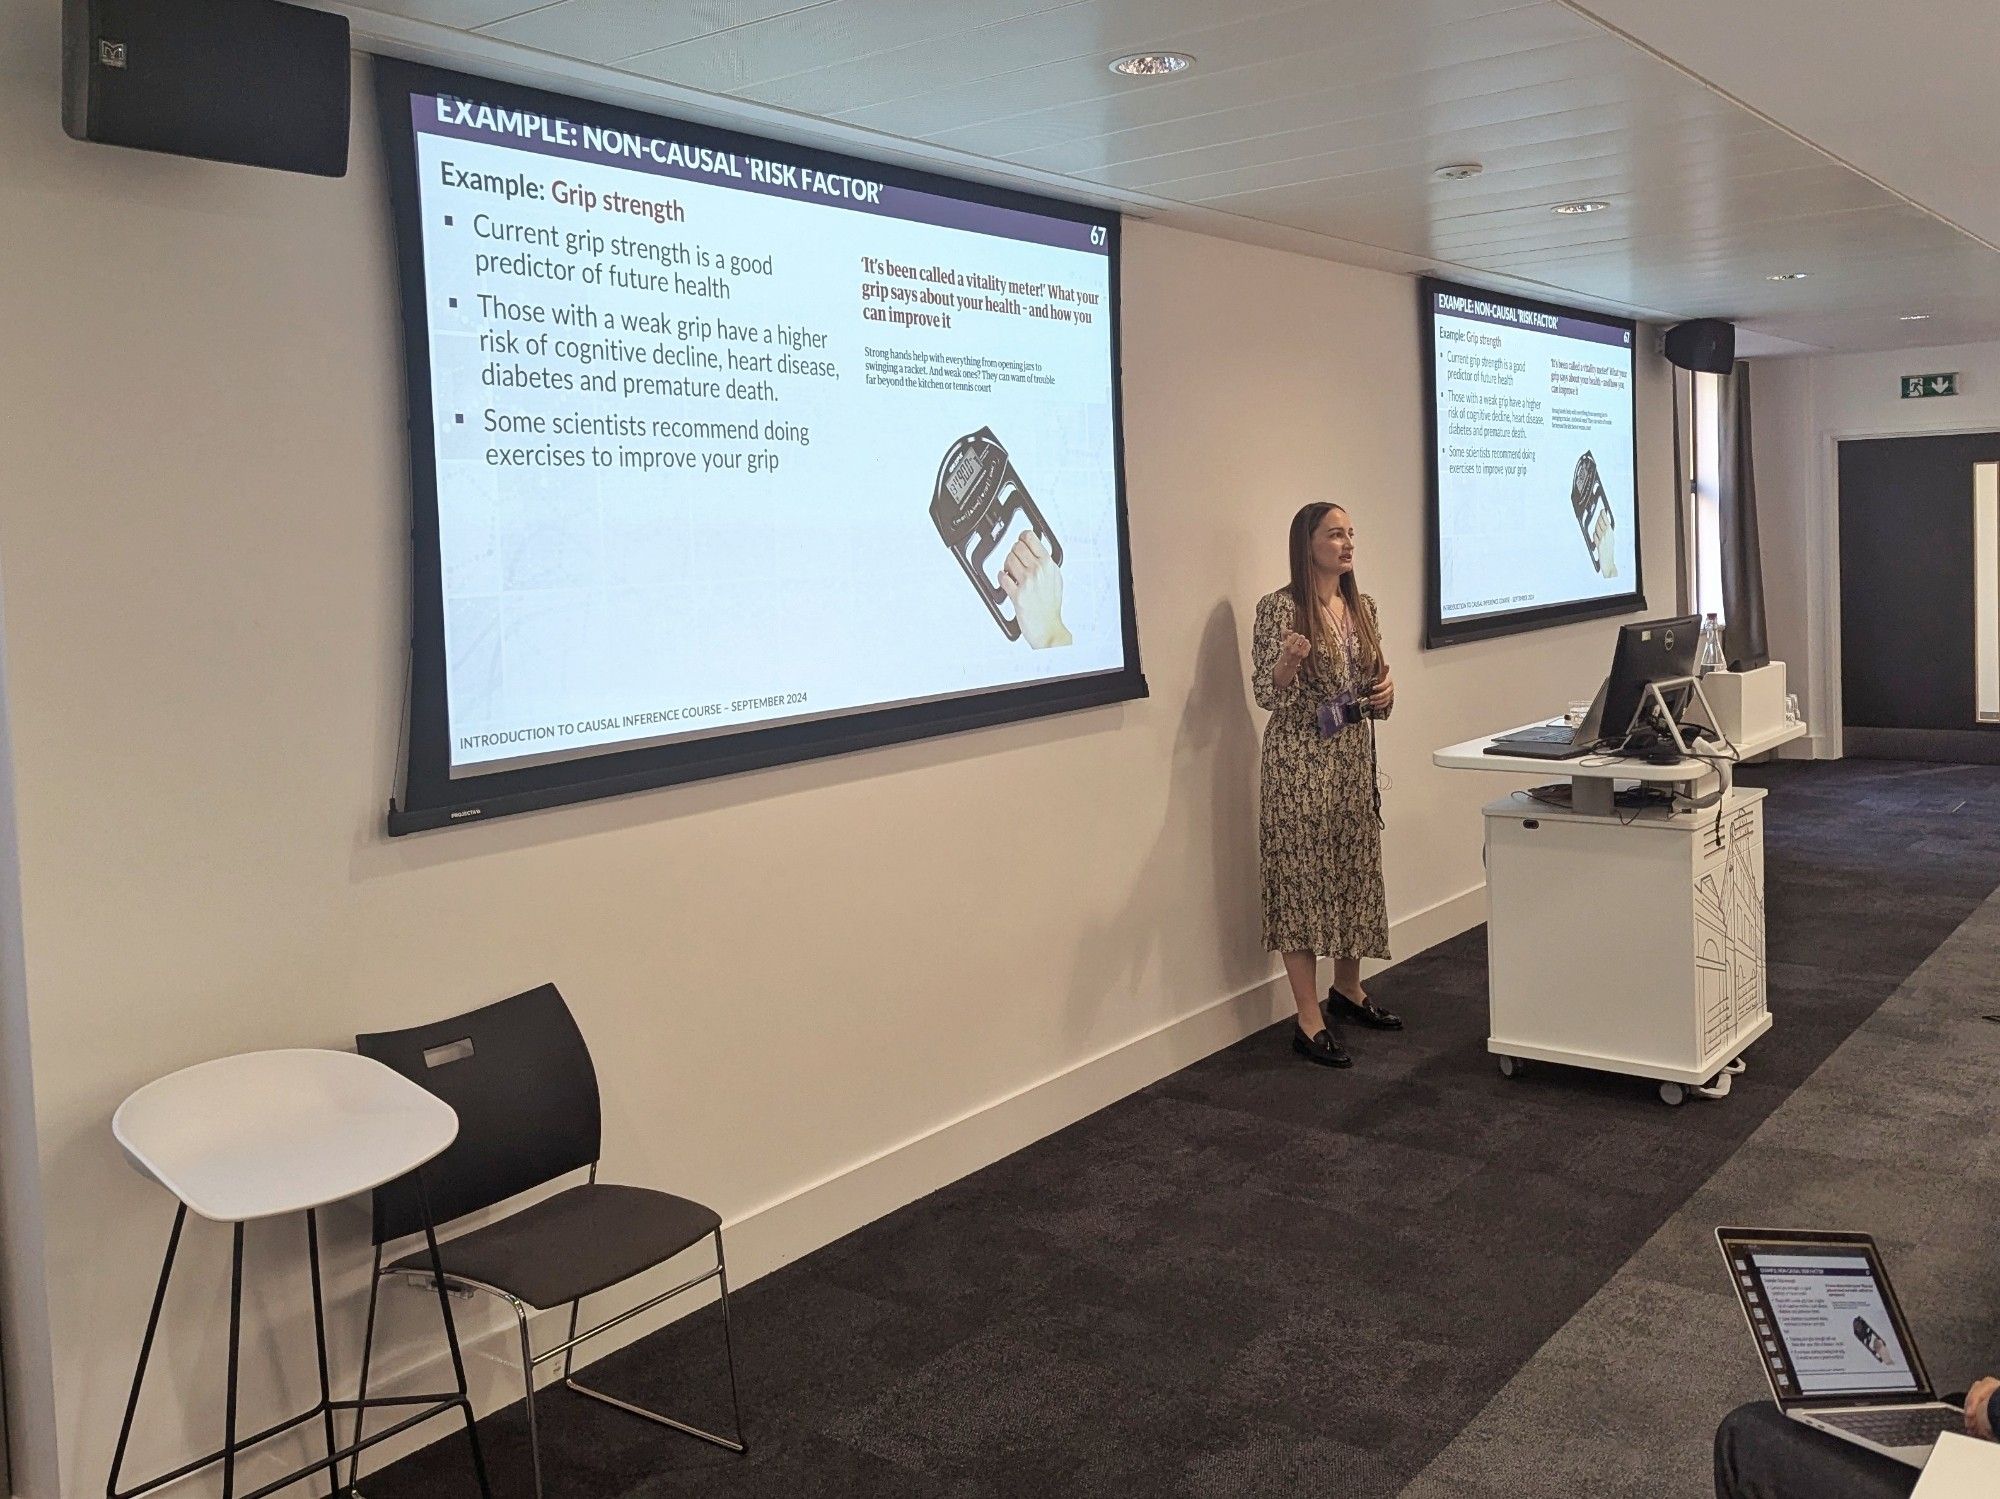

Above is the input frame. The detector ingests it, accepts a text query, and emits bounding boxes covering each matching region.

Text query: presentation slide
[378,64,1140,827]
[1423,278,1642,645]
[1748,1251,1919,1397]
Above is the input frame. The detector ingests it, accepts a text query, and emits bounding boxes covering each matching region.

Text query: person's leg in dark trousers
[1715,1402,1919,1499]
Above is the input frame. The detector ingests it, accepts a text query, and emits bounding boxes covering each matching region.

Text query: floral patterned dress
[1252,588,1390,959]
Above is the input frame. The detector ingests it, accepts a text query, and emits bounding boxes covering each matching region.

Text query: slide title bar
[419,95,1108,256]
[1432,289,1631,349]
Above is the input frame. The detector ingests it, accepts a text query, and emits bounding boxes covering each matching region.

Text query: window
[1690,370,1725,624]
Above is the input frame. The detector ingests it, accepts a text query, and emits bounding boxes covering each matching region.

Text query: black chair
[350,983,746,1497]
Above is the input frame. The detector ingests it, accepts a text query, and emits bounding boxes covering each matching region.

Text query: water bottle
[1696,612,1725,676]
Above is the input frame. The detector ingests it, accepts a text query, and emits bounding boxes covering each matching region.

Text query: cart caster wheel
[1498,1055,1521,1079]
[1658,1082,1687,1107]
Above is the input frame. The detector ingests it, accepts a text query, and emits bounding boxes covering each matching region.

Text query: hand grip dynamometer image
[1852,1315,1893,1365]
[1571,449,1618,579]
[930,426,1065,640]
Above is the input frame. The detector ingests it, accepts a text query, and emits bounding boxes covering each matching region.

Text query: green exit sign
[1902,372,1958,398]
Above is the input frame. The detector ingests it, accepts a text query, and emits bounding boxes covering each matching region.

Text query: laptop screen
[1722,1234,1924,1400]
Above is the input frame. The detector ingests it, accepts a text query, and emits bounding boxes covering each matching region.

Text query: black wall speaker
[62,0,350,177]
[1662,319,1736,375]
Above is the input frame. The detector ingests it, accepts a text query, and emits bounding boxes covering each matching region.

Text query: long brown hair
[1286,502,1383,682]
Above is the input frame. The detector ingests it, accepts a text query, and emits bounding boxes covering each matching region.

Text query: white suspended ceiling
[336,0,2000,355]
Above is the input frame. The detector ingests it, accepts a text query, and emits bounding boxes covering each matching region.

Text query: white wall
[1754,341,2000,754]
[0,9,1674,1492]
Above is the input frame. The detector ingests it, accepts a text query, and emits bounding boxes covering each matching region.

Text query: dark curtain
[1716,359,1769,669]
[1672,368,1690,614]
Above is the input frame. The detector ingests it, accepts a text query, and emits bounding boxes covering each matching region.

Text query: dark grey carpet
[361,759,2000,1499]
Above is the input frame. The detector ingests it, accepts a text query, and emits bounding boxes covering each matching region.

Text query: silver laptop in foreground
[1717,1227,1967,1467]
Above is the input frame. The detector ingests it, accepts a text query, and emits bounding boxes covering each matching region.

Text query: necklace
[1315,595,1359,682]
[1317,593,1349,643]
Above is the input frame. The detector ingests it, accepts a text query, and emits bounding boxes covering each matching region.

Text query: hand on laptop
[1965,1376,1998,1439]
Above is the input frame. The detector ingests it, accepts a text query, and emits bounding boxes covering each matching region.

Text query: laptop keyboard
[1818,1407,1960,1447]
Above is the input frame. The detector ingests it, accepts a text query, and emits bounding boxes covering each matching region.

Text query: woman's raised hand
[1272,629,1313,690]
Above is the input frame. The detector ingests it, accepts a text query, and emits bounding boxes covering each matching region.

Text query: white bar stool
[109,1049,494,1499]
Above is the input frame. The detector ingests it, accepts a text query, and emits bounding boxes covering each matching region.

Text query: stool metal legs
[417,1173,494,1499]
[347,1244,385,1493]
[223,1223,243,1498]
[348,1182,496,1496]
[305,1213,339,1492]
[109,1194,492,1499]
[107,1206,188,1497]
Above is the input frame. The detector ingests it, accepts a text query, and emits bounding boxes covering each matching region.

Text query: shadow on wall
[1062,601,1263,1047]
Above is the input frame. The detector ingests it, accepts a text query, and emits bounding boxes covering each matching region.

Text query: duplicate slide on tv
[1431,289,1636,626]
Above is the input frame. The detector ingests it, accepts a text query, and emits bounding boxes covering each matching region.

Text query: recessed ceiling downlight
[1899,314,1932,321]
[1551,199,1610,215]
[1433,162,1483,181]
[1109,52,1193,77]
[1766,271,1811,281]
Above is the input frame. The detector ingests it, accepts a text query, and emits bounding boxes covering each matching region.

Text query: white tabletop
[114,1049,459,1222]
[1434,718,1808,779]
[1732,721,1810,759]
[1434,721,1714,780]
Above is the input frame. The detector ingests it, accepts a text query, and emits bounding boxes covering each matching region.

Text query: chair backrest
[356,982,601,1245]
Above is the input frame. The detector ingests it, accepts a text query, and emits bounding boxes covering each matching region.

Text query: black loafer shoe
[1325,990,1403,1031]
[1292,1024,1353,1068]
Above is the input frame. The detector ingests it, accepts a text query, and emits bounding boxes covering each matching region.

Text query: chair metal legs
[714,1235,747,1452]
[110,1202,491,1499]
[560,1230,748,1457]
[393,1226,749,1498]
[508,1296,546,1499]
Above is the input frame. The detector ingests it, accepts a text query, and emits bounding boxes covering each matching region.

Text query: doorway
[1838,431,2000,760]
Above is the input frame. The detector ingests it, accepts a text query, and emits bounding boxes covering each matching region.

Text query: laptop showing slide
[1485,722,1592,759]
[1486,679,1609,760]
[1717,1228,1967,1467]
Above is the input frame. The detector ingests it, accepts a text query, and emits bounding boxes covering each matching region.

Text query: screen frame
[1421,274,1647,649]
[1715,1227,1938,1412]
[374,57,1145,835]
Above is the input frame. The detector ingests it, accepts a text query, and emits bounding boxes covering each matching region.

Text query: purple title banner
[415,95,1109,257]
[1433,290,1632,351]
